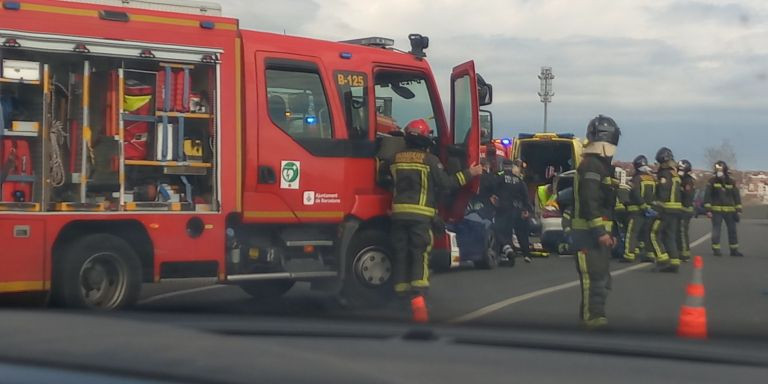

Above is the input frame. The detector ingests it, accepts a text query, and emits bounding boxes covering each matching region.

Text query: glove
[644,208,658,218]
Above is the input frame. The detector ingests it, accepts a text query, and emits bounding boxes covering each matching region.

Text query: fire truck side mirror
[477,74,493,106]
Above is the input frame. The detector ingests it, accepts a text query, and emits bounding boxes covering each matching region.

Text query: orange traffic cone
[410,295,429,324]
[677,256,707,339]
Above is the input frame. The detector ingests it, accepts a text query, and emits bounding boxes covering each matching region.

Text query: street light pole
[538,66,554,133]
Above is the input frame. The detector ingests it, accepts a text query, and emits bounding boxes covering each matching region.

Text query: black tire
[341,230,394,308]
[238,280,295,300]
[475,232,498,270]
[52,234,142,310]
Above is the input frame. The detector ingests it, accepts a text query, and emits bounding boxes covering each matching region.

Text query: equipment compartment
[0,41,219,212]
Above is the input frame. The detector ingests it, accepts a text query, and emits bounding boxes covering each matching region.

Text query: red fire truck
[0,0,492,308]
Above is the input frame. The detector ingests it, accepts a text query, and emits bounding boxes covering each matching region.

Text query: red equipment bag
[173,69,189,112]
[123,81,153,160]
[2,138,33,202]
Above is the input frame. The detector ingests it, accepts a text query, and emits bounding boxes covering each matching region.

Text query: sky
[215,0,767,170]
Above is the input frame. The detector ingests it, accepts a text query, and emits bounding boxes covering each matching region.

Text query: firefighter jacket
[495,171,531,213]
[681,173,695,212]
[704,175,741,213]
[655,164,684,214]
[389,149,471,222]
[573,154,616,242]
[627,172,656,212]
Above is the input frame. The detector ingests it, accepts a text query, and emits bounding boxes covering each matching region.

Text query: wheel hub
[354,247,391,287]
[78,252,127,309]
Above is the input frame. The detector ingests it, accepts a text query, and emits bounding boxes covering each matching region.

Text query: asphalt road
[136,215,768,339]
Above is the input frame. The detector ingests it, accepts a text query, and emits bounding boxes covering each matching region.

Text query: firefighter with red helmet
[389,118,483,322]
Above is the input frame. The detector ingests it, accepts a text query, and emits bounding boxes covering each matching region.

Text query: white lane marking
[138,285,226,305]
[447,232,712,324]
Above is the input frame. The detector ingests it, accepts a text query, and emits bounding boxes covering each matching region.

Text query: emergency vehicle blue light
[3,1,21,10]
[305,116,317,125]
[340,52,353,59]
[501,138,511,146]
[200,21,215,29]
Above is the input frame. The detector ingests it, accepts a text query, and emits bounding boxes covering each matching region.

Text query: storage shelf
[0,78,40,85]
[2,130,38,137]
[125,160,212,168]
[156,112,212,119]
[0,202,40,212]
[5,175,36,182]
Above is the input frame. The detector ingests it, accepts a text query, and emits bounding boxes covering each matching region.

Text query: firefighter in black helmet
[678,159,695,261]
[572,115,620,329]
[389,118,483,322]
[704,161,743,256]
[622,155,656,262]
[650,147,683,272]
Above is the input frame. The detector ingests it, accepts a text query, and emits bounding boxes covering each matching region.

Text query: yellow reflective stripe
[0,281,47,293]
[22,3,238,30]
[724,184,734,189]
[411,230,433,288]
[713,183,723,189]
[662,202,683,208]
[419,169,428,206]
[602,177,613,185]
[456,171,467,186]
[392,204,436,216]
[572,218,588,229]
[395,283,412,293]
[577,251,590,321]
[669,258,681,266]
[624,218,635,257]
[391,163,429,171]
[244,211,296,219]
[589,218,604,228]
[626,206,640,212]
[650,220,664,258]
[711,206,736,212]
[670,177,680,203]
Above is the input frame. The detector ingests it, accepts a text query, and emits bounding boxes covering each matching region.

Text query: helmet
[632,155,648,170]
[404,119,433,148]
[404,119,431,137]
[714,160,729,174]
[655,147,674,164]
[586,115,621,145]
[678,159,692,173]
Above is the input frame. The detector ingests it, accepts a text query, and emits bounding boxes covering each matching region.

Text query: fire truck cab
[0,0,491,308]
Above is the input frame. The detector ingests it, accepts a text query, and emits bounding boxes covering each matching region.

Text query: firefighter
[572,115,621,328]
[622,155,656,262]
[650,147,683,273]
[389,118,482,320]
[495,158,533,263]
[704,161,743,256]
[678,159,695,261]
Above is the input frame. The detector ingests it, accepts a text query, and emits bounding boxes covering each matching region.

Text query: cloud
[214,0,768,168]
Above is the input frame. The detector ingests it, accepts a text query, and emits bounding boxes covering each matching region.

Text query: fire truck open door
[444,60,483,221]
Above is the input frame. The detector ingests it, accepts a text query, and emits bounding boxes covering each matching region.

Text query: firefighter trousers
[650,214,680,266]
[623,213,647,261]
[576,245,612,323]
[495,210,530,256]
[678,216,691,260]
[711,212,738,253]
[391,219,433,294]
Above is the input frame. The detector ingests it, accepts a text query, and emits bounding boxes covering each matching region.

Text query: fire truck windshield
[374,71,440,138]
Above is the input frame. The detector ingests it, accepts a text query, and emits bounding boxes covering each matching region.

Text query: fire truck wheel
[237,280,295,300]
[53,234,142,310]
[342,230,394,307]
